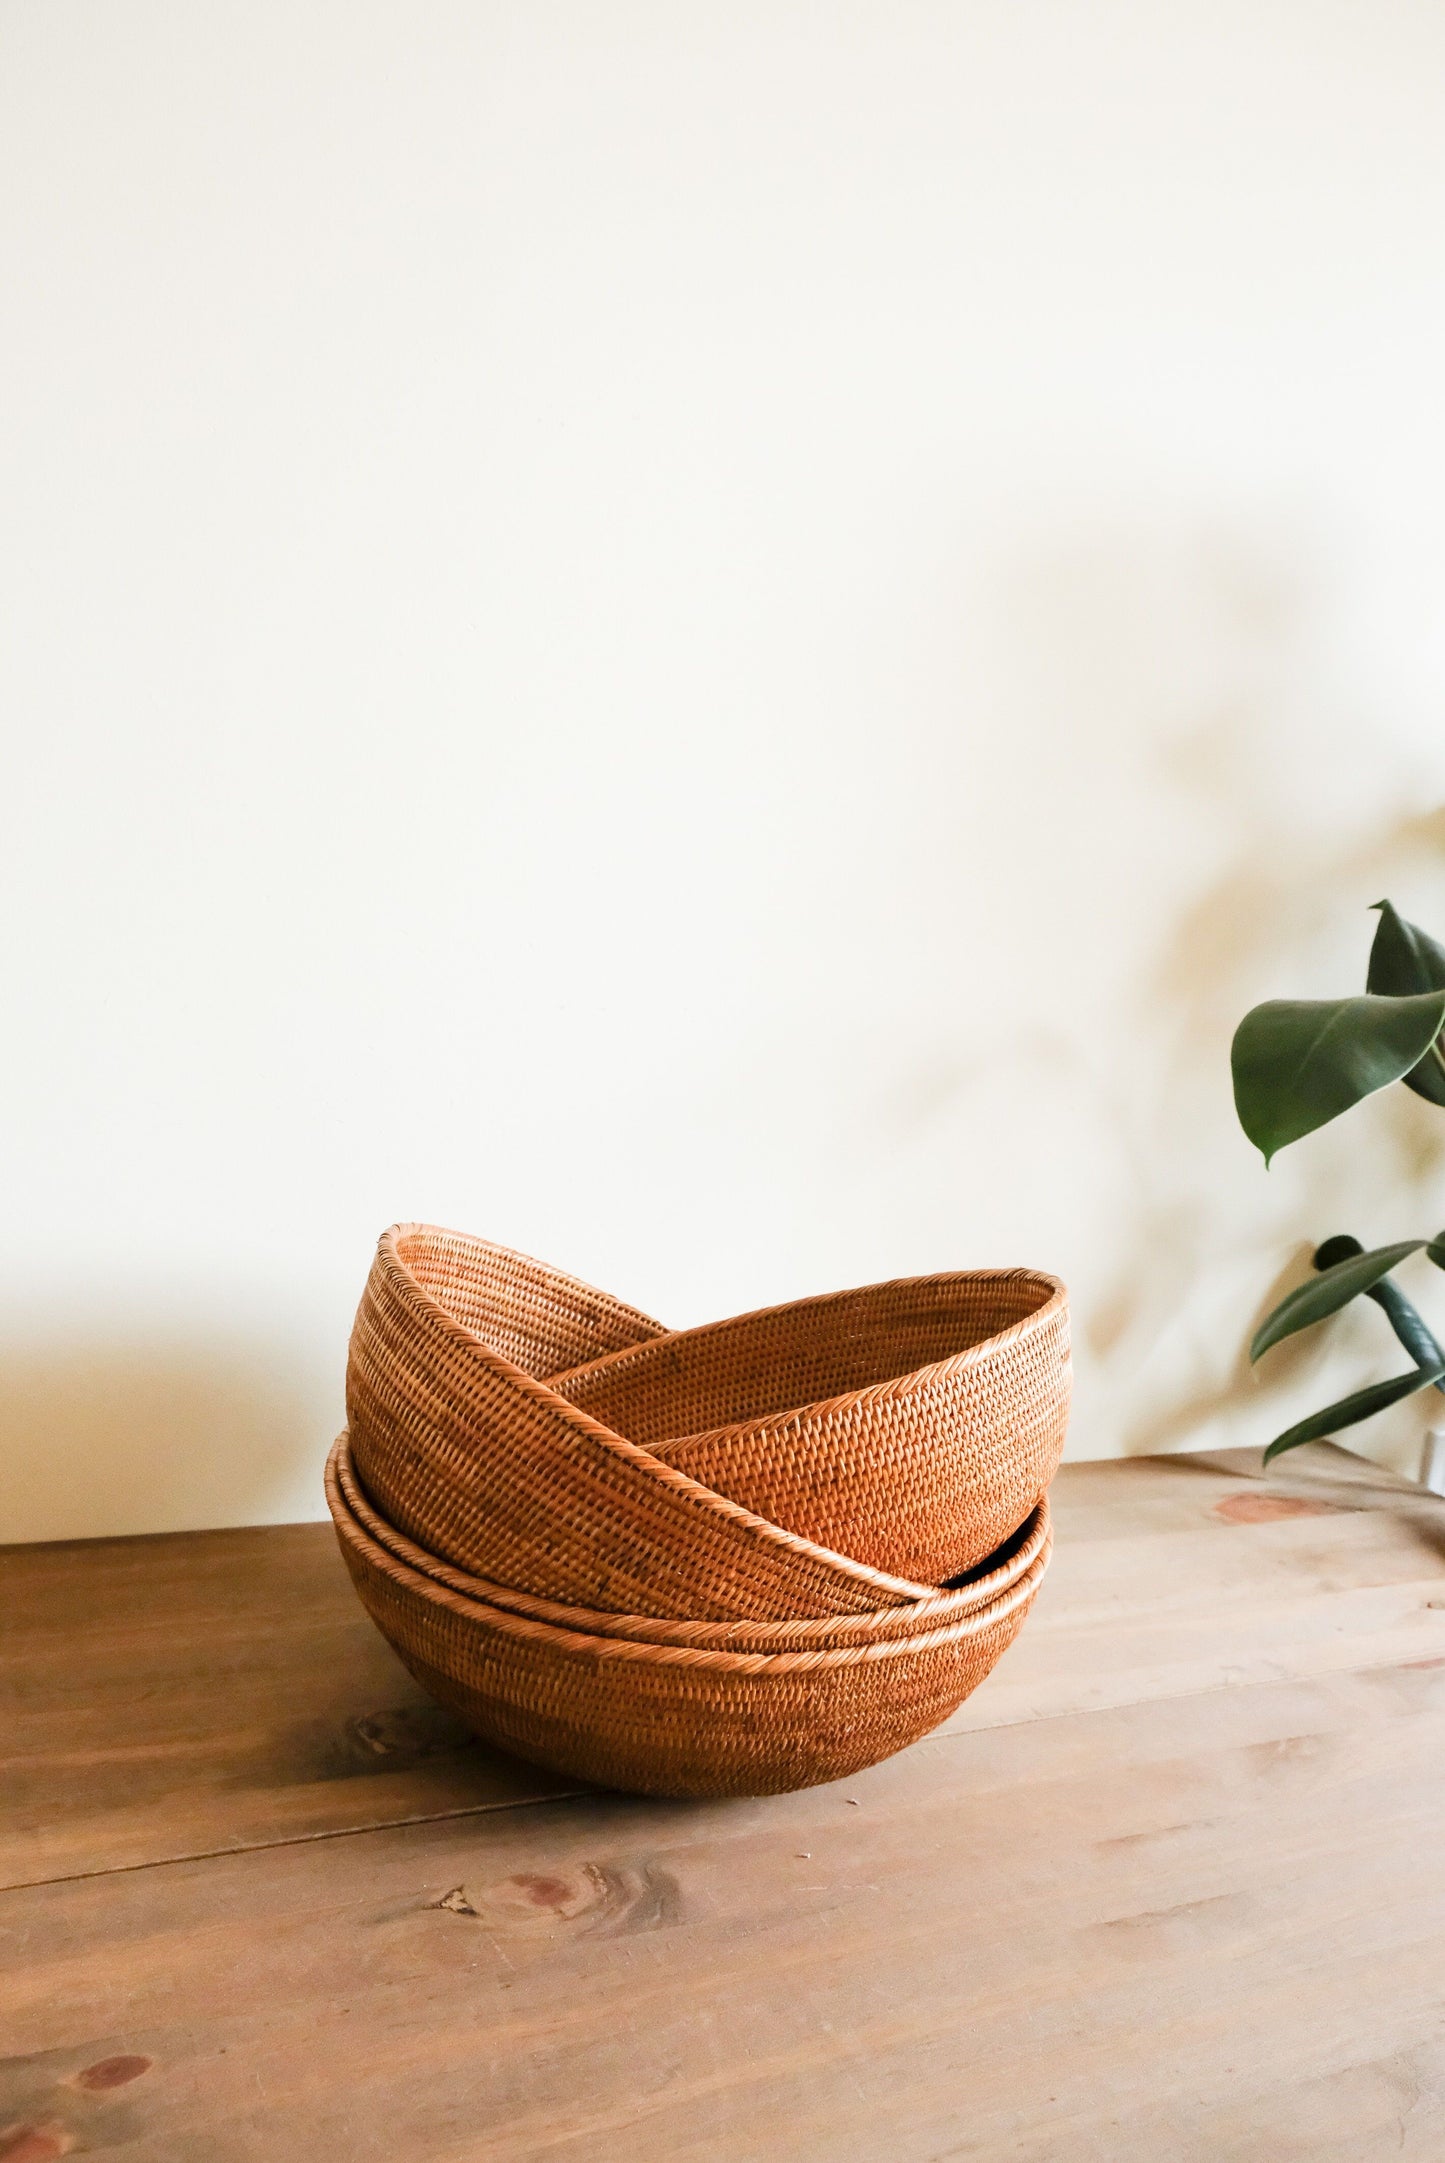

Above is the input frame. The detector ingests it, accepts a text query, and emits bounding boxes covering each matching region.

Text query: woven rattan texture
[397,1226,663,1375]
[329,1433,1050,1654]
[347,1228,935,1620]
[347,1226,1070,1614]
[328,1447,1050,1797]
[554,1271,1070,1581]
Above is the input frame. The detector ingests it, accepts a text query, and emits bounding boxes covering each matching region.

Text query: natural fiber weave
[326,1437,1052,1798]
[331,1431,1049,1653]
[554,1270,1069,1582]
[347,1225,1069,1612]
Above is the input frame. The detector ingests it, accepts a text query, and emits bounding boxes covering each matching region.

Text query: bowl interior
[551,1270,1063,1449]
[394,1223,664,1378]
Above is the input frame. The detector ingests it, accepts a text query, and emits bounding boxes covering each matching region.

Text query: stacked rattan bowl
[328,1224,1071,1798]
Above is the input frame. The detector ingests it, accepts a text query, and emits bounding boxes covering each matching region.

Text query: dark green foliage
[1368,901,1445,1105]
[1261,1362,1445,1464]
[1231,993,1445,1164]
[1309,1235,1445,1382]
[1250,1239,1425,1361]
[1235,902,1445,1460]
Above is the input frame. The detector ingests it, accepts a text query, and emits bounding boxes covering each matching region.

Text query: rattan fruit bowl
[326,1434,1053,1797]
[347,1225,1070,1614]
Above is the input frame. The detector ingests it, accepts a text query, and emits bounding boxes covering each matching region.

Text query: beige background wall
[6,0,1445,1541]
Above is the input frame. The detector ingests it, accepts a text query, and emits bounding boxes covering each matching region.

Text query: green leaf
[1367,901,1445,1106]
[1312,1234,1365,1270]
[1250,1239,1426,1360]
[1232,991,1445,1162]
[1366,900,1445,993]
[1368,1277,1445,1389]
[1262,1362,1445,1463]
[1302,1231,1445,1392]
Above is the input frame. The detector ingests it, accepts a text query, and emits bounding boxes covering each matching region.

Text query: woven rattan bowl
[331,1430,1050,1653]
[553,1268,1069,1582]
[325,1438,1052,1797]
[347,1225,1070,1613]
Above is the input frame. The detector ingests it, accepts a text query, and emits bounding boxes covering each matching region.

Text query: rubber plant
[1232,900,1445,1462]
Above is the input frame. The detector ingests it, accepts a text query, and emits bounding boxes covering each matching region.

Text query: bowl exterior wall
[334,1517,1044,1800]
[349,1225,1070,1614]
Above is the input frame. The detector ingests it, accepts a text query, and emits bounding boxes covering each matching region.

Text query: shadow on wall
[1106,787,1445,1464]
[1032,524,1445,1464]
[871,513,1445,1467]
[0,1326,330,1543]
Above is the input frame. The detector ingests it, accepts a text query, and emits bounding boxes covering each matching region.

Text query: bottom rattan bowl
[326,1436,1051,1798]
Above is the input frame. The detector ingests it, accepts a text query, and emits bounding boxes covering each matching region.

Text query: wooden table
[6,1443,1445,2161]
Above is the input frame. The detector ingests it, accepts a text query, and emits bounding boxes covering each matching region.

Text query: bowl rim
[331,1430,1051,1646]
[552,1264,1070,1458]
[327,1433,1052,1673]
[370,1226,1039,1608]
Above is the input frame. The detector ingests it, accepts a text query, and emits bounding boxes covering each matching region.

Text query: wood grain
[5,1659,1445,2160]
[0,1521,573,1890]
[7,1446,1444,1888]
[962,1443,1445,1732]
[4,1442,1445,2160]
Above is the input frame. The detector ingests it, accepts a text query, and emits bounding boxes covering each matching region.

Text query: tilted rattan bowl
[332,1430,1050,1652]
[325,1436,1052,1798]
[552,1268,1069,1582]
[347,1225,1070,1614]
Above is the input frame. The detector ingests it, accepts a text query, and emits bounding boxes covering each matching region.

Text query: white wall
[7,0,1445,1542]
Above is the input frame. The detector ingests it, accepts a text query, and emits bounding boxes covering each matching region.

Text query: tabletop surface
[5,1440,1445,2162]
